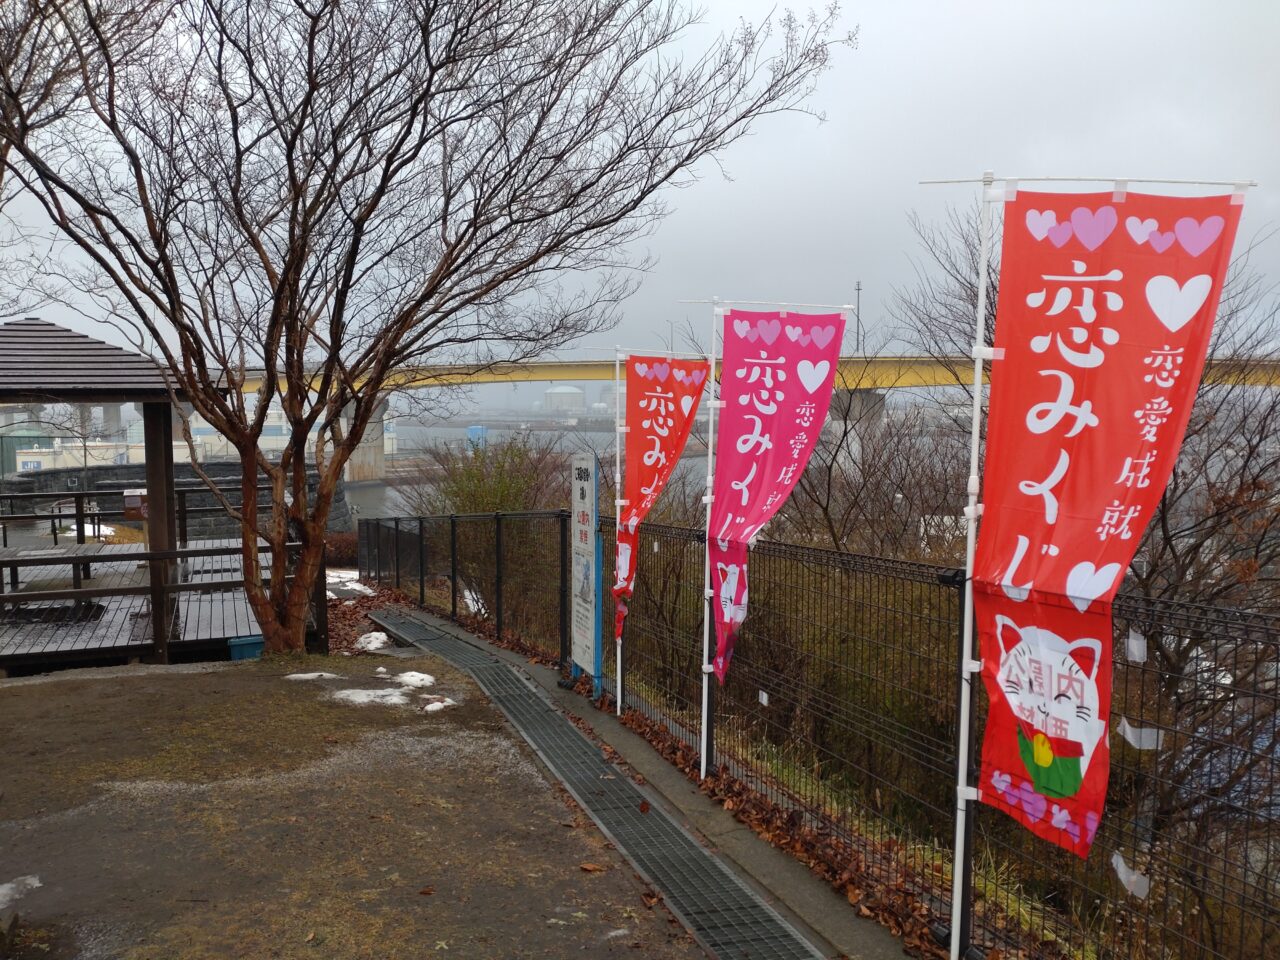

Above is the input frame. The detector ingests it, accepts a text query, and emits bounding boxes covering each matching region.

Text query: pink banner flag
[708,309,845,682]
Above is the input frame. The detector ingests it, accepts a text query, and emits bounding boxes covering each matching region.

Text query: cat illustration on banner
[717,561,748,630]
[993,614,1106,800]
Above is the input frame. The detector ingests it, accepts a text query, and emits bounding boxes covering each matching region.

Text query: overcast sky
[6,1,1277,383]
[573,0,1279,359]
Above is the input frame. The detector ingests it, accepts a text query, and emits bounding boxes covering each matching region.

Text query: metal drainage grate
[370,608,826,960]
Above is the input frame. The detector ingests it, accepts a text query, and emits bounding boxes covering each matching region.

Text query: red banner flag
[974,191,1241,856]
[709,309,845,681]
[612,355,709,640]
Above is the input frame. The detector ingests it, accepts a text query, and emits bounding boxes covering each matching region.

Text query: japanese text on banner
[974,192,1241,857]
[708,309,845,681]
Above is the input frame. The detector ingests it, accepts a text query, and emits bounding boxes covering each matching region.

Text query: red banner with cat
[612,355,709,642]
[974,190,1241,856]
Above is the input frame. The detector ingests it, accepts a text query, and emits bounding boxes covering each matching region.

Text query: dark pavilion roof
[0,317,184,403]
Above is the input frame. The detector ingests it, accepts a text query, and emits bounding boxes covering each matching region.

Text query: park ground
[0,654,704,959]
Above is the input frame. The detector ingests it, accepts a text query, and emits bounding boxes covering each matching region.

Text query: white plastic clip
[964,658,983,675]
[616,425,630,434]
[701,663,716,674]
[958,785,980,802]
[615,499,630,507]
[1232,181,1250,205]
[1112,179,1128,203]
[708,400,725,409]
[779,310,788,319]
[701,494,713,505]
[972,345,1003,361]
[963,504,984,520]
[966,475,980,496]
[704,588,715,600]
[1003,178,1019,201]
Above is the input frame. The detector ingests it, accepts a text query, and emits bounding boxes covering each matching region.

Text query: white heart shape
[634,361,649,378]
[1125,216,1158,244]
[1145,274,1212,333]
[732,318,752,338]
[680,394,694,416]
[796,359,829,394]
[1065,561,1122,613]
[1025,209,1056,241]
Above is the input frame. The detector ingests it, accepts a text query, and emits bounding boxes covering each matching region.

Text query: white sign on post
[570,454,599,677]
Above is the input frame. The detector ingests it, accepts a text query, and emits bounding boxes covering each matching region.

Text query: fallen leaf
[304,932,315,943]
[639,800,650,814]
[579,862,607,873]
[419,886,435,896]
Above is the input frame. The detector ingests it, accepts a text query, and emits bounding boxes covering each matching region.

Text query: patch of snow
[284,672,343,681]
[422,697,456,713]
[325,590,338,600]
[392,671,435,689]
[375,666,388,675]
[462,589,483,613]
[343,599,355,606]
[327,568,375,595]
[353,631,390,653]
[332,687,410,706]
[0,875,42,910]
[76,521,117,538]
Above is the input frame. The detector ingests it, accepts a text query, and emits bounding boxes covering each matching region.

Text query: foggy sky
[583,0,1279,359]
[6,0,1277,392]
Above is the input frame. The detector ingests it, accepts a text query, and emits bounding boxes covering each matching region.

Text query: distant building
[544,385,586,414]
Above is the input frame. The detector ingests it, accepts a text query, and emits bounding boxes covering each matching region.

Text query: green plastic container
[227,635,264,660]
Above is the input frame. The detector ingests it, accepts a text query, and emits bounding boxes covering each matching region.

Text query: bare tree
[1,0,853,650]
[390,432,570,517]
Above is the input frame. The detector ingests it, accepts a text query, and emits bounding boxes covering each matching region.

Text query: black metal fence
[359,512,1279,960]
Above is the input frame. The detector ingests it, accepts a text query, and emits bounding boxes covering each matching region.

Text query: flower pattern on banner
[612,355,709,642]
[709,309,845,682]
[975,191,1241,858]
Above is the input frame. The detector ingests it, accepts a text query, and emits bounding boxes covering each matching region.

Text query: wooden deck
[0,538,273,670]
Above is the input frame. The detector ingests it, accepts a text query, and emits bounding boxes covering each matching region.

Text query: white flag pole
[699,298,722,780]
[614,348,624,717]
[949,170,996,960]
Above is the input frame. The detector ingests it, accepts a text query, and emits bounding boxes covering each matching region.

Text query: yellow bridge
[243,355,1280,393]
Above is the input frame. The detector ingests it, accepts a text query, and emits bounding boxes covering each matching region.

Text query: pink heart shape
[1025,209,1057,241]
[756,318,781,345]
[732,318,753,339]
[784,325,805,343]
[634,362,649,378]
[1149,230,1175,254]
[1017,780,1047,822]
[690,369,706,386]
[673,368,688,383]
[1174,215,1224,257]
[1085,811,1100,845]
[810,325,836,350]
[1047,221,1073,248]
[651,362,670,383]
[1070,205,1117,251]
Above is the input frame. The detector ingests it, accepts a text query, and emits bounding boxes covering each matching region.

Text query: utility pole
[854,280,863,353]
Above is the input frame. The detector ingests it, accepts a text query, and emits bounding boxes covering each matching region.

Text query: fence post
[357,520,364,578]
[374,520,382,585]
[449,515,458,620]
[149,557,170,664]
[939,567,978,958]
[418,518,426,608]
[558,508,570,677]
[177,490,188,546]
[393,518,401,589]
[494,513,504,641]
